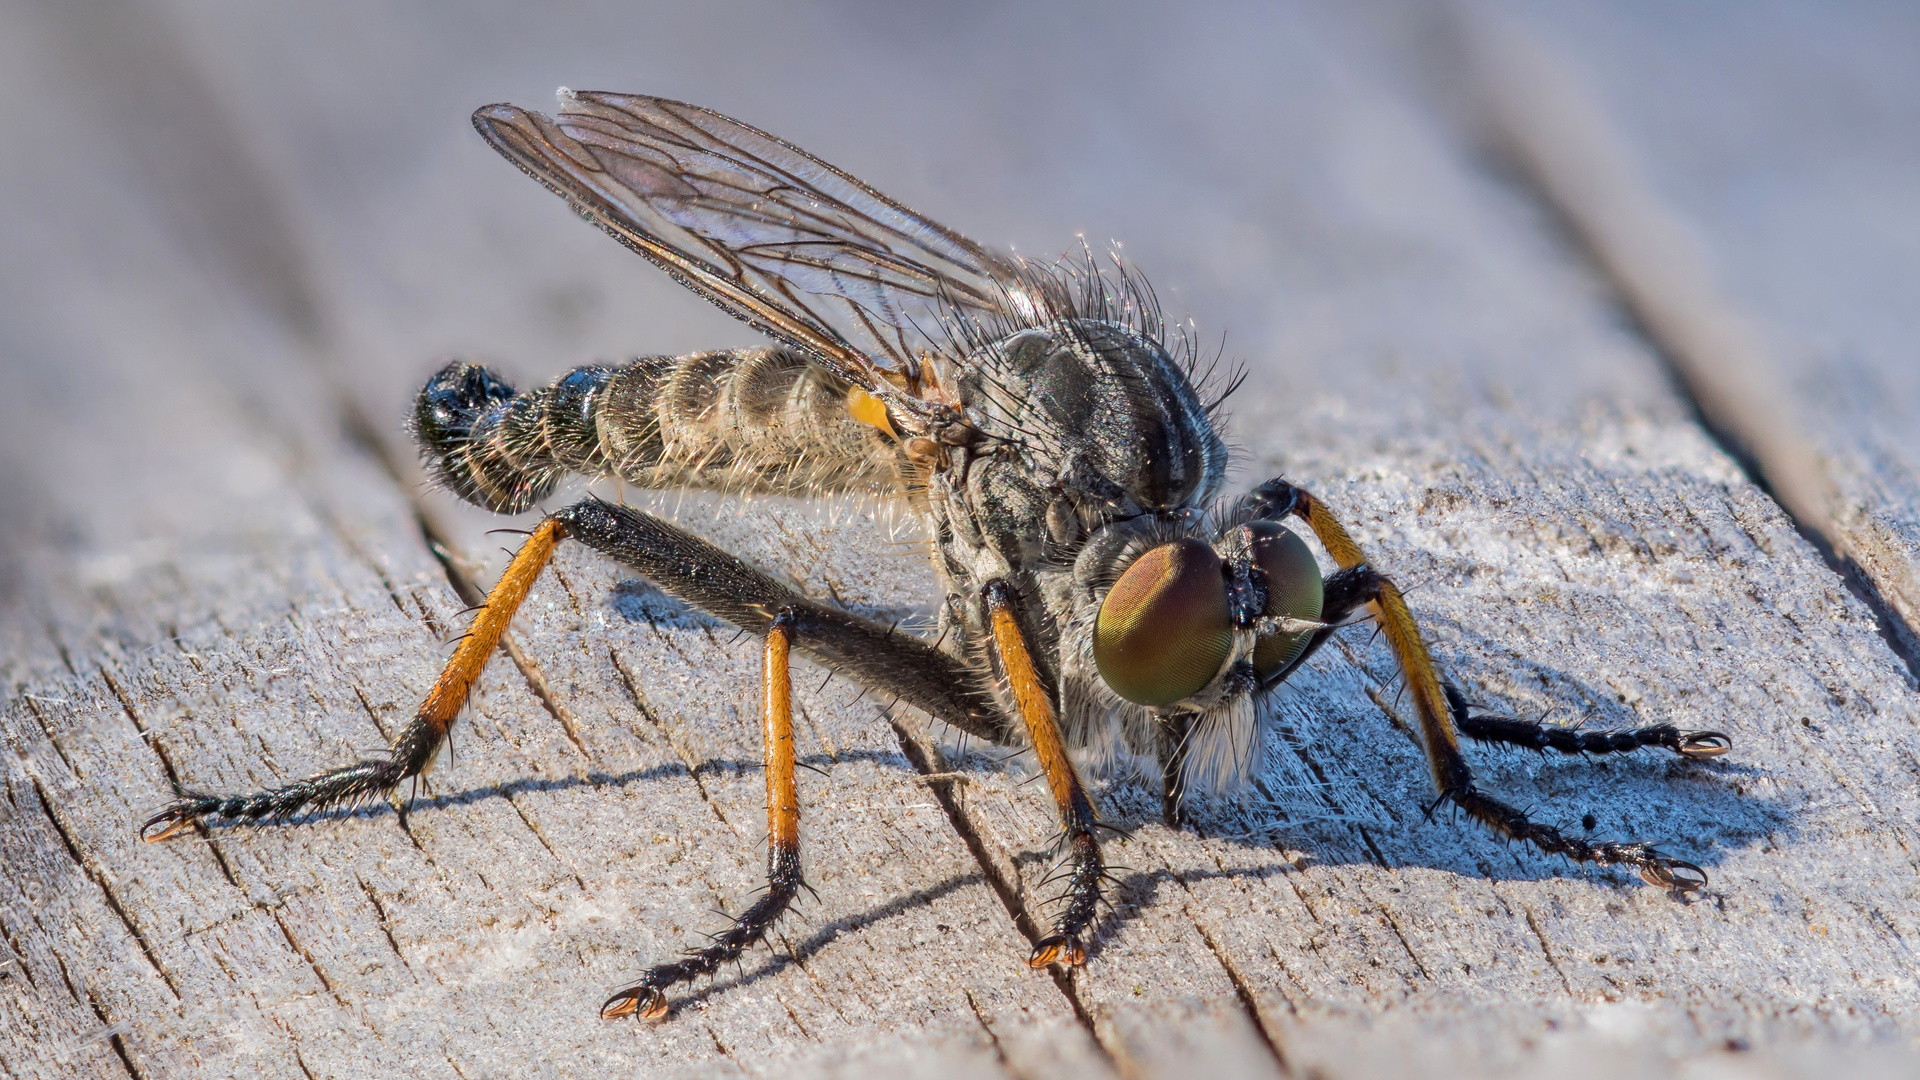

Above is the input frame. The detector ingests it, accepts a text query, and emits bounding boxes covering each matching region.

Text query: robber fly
[142,91,1731,1021]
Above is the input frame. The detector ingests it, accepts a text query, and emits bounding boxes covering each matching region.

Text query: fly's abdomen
[412,348,895,514]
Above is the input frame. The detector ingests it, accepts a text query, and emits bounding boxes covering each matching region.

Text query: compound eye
[1094,539,1233,707]
[1247,521,1324,677]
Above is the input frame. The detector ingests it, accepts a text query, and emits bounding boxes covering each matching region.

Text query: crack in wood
[501,791,588,891]
[1192,916,1293,1076]
[44,931,145,1080]
[608,646,735,832]
[887,710,1118,1067]
[20,697,81,779]
[266,905,348,1009]
[778,994,815,1042]
[772,930,853,1027]
[0,914,38,992]
[1522,906,1573,994]
[1371,901,1432,983]
[307,498,412,624]
[963,987,1026,1080]
[1353,827,1393,873]
[27,774,178,1000]
[357,875,411,971]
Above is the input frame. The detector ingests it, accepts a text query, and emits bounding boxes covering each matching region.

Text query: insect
[142,91,1732,1021]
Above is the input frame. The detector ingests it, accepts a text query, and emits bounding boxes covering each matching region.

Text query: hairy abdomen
[412,347,897,513]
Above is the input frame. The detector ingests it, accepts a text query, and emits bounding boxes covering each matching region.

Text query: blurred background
[3,1,1918,1077]
[2,0,1915,660]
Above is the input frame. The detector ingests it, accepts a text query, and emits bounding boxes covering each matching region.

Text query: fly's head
[1078,514,1324,706]
[1052,509,1327,785]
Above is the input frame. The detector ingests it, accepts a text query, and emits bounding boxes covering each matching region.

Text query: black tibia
[1447,787,1707,890]
[554,499,1010,742]
[1156,713,1196,828]
[1446,685,1731,760]
[412,347,893,514]
[141,724,441,840]
[603,612,805,1021]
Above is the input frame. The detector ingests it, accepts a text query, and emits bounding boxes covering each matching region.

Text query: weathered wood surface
[3,2,1917,1078]
[1469,0,1920,673]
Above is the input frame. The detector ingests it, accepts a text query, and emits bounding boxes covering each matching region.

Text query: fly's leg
[551,499,1010,744]
[1269,566,1731,762]
[142,494,1017,1018]
[1445,684,1731,759]
[141,518,568,840]
[1156,713,1196,828]
[140,498,1012,843]
[984,580,1103,968]
[1247,478,1725,889]
[602,612,804,1021]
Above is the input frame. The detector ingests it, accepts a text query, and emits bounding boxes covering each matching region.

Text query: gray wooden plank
[1467,0,1920,666]
[5,1,1920,1078]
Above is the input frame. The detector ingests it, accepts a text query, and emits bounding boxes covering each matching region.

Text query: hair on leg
[984,580,1104,967]
[1445,684,1730,759]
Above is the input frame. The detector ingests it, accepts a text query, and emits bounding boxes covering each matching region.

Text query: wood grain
[1467,0,1920,675]
[3,2,1916,1077]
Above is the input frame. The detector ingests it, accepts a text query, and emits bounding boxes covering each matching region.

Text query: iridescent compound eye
[1247,521,1324,678]
[1094,539,1234,707]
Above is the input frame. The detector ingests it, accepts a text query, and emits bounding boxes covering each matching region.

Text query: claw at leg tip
[141,816,195,842]
[1640,861,1708,891]
[602,987,667,1021]
[1679,731,1732,759]
[1028,936,1086,969]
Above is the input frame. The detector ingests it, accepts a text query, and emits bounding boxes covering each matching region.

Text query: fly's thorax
[954,322,1227,520]
[919,455,1052,659]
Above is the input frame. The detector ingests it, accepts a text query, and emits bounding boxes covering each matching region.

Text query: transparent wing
[473,91,1039,421]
